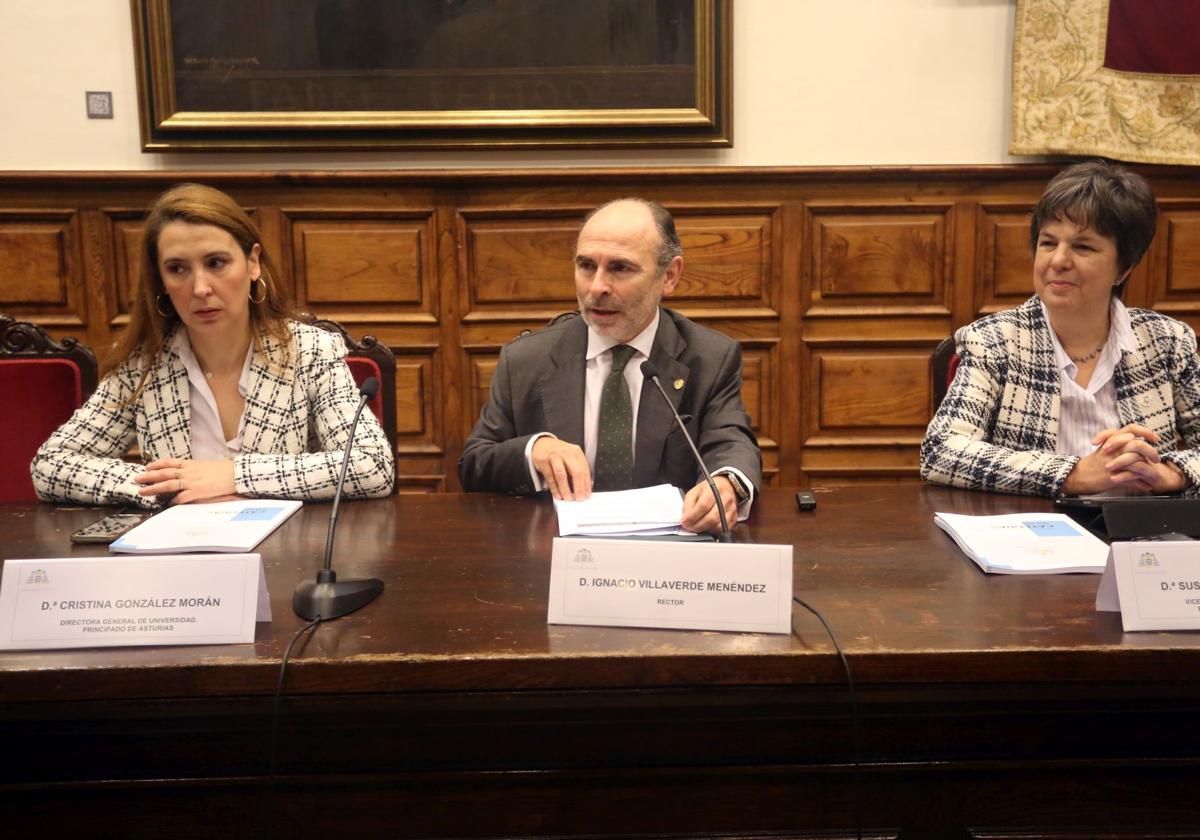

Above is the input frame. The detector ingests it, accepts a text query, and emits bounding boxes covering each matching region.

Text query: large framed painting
[131,0,732,151]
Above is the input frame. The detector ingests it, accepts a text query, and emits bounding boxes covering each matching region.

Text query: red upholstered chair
[301,315,398,456]
[0,315,99,502]
[931,335,960,412]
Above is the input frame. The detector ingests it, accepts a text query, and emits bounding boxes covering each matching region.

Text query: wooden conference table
[2,486,1200,839]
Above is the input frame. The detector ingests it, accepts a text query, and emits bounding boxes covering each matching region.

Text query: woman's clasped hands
[1061,423,1188,495]
[135,458,238,505]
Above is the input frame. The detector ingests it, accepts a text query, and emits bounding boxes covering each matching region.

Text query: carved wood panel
[459,209,583,321]
[1165,211,1200,293]
[101,209,148,331]
[813,351,931,431]
[977,203,1035,315]
[396,359,427,437]
[392,349,444,489]
[0,227,66,304]
[286,209,439,323]
[1149,200,1200,333]
[468,354,500,441]
[0,211,84,328]
[739,343,779,483]
[805,203,953,316]
[671,208,778,315]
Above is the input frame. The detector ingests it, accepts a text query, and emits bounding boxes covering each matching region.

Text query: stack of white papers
[110,500,303,554]
[934,511,1108,574]
[553,484,690,537]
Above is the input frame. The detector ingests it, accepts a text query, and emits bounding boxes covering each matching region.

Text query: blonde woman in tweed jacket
[32,184,394,509]
[922,162,1200,498]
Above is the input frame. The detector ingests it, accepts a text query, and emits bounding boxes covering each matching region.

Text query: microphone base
[292,573,384,620]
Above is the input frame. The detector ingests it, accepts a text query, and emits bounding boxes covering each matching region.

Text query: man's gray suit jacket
[458,308,761,496]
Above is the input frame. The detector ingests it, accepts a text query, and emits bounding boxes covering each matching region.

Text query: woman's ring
[179,478,185,492]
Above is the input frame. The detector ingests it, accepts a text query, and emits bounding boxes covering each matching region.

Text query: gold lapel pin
[673,378,685,391]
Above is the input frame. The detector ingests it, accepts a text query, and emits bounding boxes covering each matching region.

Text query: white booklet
[934,511,1108,574]
[553,484,689,537]
[110,500,303,554]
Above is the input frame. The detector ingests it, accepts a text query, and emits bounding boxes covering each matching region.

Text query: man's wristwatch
[719,471,751,503]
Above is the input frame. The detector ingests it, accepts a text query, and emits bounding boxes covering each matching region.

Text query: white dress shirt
[524,310,754,518]
[1041,297,1135,459]
[170,330,253,461]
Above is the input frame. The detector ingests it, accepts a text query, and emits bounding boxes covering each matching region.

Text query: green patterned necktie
[593,344,636,491]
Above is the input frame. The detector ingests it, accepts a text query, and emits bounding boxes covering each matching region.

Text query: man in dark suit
[458,198,761,534]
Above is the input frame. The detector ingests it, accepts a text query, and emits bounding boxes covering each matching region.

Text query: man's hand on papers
[681,476,738,535]
[532,437,592,500]
[136,459,237,505]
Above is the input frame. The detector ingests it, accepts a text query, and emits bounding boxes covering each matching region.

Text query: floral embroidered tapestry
[1011,0,1200,164]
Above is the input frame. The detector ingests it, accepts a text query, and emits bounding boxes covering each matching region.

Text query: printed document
[934,511,1108,574]
[110,500,302,554]
[554,484,689,537]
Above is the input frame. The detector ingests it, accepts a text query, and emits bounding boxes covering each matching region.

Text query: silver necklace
[1069,343,1105,364]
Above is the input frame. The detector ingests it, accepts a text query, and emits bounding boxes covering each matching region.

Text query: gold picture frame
[131,0,732,152]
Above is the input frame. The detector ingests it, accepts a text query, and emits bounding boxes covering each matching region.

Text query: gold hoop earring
[249,277,267,304]
[155,292,175,318]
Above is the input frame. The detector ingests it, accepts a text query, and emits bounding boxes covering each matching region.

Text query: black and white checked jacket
[32,321,394,507]
[920,296,1200,497]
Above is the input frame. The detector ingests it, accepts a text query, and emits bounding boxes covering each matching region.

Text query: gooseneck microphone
[293,376,385,619]
[640,361,732,543]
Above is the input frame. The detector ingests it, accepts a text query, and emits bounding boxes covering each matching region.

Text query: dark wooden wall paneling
[2,166,1197,490]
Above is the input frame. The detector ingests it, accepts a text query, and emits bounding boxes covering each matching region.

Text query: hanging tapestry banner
[1011,0,1200,165]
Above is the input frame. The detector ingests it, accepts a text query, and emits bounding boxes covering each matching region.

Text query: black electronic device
[70,512,151,544]
[796,491,817,511]
[640,360,732,542]
[1053,494,1174,509]
[292,376,385,620]
[1102,498,1200,541]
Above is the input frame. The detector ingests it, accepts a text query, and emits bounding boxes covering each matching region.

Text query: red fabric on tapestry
[1104,0,1200,74]
[0,358,83,502]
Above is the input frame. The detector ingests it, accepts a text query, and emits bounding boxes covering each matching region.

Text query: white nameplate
[1096,541,1200,631]
[547,537,793,634]
[0,553,271,650]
